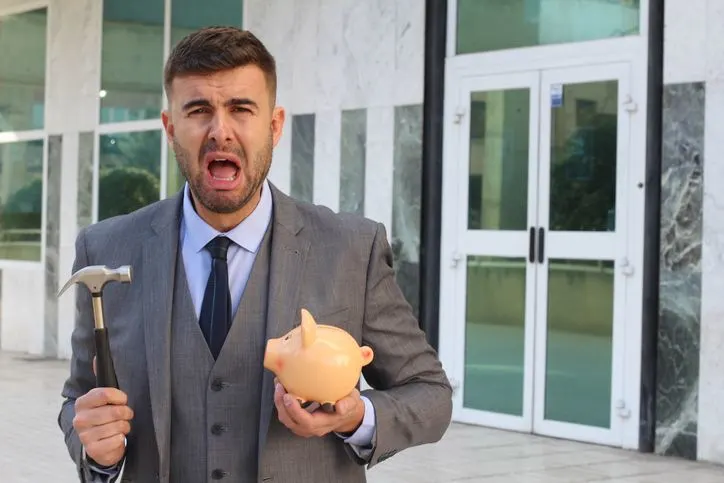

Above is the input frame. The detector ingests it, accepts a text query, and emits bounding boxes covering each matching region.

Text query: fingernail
[283,394,292,407]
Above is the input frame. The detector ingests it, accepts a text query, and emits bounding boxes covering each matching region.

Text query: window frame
[446,0,649,59]
[0,1,52,268]
[92,0,246,224]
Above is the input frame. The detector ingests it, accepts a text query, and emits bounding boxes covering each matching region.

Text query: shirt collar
[181,179,273,254]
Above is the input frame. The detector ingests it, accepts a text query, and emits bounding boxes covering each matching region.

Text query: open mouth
[205,153,241,183]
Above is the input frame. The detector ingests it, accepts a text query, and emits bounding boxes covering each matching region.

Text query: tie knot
[206,236,231,260]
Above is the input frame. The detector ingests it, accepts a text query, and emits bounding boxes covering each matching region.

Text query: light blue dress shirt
[87,180,376,480]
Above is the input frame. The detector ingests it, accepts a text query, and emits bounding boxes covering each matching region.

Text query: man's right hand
[72,383,133,467]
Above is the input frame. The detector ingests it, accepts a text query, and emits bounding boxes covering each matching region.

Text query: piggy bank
[263,308,374,411]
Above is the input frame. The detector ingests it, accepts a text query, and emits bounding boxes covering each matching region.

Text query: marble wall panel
[313,110,341,210]
[44,134,62,356]
[656,82,705,459]
[77,131,94,229]
[290,114,315,203]
[339,109,367,215]
[392,104,423,317]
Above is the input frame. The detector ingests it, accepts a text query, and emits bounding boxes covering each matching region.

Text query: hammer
[58,265,132,389]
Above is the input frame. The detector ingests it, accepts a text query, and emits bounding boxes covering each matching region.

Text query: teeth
[212,174,237,181]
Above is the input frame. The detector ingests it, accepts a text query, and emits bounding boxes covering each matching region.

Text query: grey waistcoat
[169,225,272,483]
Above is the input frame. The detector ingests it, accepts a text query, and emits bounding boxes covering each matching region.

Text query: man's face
[162,65,285,216]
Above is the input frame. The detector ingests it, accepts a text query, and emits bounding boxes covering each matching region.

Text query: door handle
[529,227,535,263]
[537,227,545,263]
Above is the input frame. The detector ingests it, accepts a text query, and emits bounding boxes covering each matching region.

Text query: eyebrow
[182,97,259,111]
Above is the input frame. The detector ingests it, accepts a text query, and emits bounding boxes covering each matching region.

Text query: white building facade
[0,0,722,467]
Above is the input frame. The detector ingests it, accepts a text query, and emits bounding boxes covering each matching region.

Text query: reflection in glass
[468,89,529,231]
[457,0,640,54]
[339,109,366,215]
[170,0,243,48]
[98,130,161,220]
[100,0,164,123]
[166,148,185,197]
[464,256,526,416]
[549,80,618,232]
[544,259,613,428]
[0,140,44,261]
[0,8,47,132]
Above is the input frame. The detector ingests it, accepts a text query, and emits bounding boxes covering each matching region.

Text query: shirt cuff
[83,441,124,479]
[335,395,376,448]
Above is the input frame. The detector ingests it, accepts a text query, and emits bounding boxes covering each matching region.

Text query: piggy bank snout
[263,339,279,371]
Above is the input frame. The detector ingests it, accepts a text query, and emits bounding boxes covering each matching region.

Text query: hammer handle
[94,328,119,389]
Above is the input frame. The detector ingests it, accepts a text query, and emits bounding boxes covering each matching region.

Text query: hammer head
[58,265,132,297]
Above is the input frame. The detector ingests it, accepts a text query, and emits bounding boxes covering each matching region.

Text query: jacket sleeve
[348,222,453,468]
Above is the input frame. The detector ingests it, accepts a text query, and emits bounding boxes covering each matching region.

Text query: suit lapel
[142,192,183,481]
[258,184,310,466]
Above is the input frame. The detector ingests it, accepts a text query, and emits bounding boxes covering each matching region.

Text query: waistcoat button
[211,423,225,435]
[211,379,224,391]
[211,469,227,479]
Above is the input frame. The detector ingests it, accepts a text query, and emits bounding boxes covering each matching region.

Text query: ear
[360,346,374,366]
[300,308,317,349]
[161,110,175,141]
[271,106,286,148]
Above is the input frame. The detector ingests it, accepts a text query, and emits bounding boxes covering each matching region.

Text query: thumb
[335,398,352,415]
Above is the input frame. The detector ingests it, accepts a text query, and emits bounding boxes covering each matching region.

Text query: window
[456,0,640,55]
[96,0,243,221]
[0,7,48,262]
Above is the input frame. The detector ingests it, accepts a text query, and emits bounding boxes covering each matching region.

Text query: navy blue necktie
[199,236,232,359]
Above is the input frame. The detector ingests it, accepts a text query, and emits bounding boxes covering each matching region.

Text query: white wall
[695,0,724,466]
[247,0,425,228]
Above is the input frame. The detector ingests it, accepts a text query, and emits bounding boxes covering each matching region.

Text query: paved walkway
[1,350,722,482]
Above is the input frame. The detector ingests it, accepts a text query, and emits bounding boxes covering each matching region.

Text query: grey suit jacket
[58,183,453,482]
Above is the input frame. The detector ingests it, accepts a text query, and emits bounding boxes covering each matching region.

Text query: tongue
[209,161,238,179]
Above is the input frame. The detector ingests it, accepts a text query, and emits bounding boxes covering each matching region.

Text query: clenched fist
[72,360,133,467]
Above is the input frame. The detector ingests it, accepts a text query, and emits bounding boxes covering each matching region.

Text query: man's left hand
[274,381,365,438]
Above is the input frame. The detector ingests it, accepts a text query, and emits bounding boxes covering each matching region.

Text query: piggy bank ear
[360,345,374,366]
[300,308,317,348]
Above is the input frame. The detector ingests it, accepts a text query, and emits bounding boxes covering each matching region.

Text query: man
[58,27,452,483]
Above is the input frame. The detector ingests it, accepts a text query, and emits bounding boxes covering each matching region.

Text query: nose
[209,112,232,143]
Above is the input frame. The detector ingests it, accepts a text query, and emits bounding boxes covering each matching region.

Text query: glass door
[442,63,631,446]
[447,72,541,432]
[532,63,630,445]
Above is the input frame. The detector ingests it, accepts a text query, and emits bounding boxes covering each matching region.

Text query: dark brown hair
[163,26,277,103]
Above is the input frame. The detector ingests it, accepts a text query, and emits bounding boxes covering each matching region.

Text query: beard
[173,133,273,215]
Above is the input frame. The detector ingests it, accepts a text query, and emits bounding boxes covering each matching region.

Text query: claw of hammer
[57,265,132,297]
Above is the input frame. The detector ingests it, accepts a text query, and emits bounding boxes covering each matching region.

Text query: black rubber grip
[94,328,119,389]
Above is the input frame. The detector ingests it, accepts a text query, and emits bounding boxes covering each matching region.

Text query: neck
[191,188,262,233]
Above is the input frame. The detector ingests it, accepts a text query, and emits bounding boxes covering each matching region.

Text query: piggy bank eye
[284,335,290,341]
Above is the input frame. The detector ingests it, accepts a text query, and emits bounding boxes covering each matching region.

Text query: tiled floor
[2,350,722,482]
